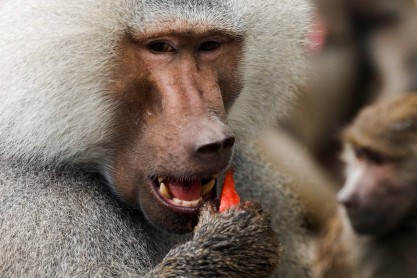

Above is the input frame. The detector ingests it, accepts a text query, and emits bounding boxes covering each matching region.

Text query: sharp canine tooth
[202,179,216,195]
[158,177,164,183]
[159,182,172,199]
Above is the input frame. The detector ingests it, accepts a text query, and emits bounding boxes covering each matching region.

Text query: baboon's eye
[355,147,389,165]
[199,41,221,52]
[354,148,366,160]
[148,41,176,53]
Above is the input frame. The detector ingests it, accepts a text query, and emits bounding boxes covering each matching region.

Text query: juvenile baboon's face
[338,146,417,235]
[107,23,244,233]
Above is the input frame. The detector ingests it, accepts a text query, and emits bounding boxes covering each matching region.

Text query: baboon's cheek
[111,156,141,205]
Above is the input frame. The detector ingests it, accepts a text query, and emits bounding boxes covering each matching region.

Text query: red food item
[219,169,241,212]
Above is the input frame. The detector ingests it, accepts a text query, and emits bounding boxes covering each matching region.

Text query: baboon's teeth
[157,176,216,207]
[182,198,203,207]
[159,182,172,199]
[202,178,216,195]
[172,197,202,207]
[172,198,183,205]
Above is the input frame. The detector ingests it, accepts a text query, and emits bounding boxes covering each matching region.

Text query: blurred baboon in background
[276,0,417,232]
[314,95,417,278]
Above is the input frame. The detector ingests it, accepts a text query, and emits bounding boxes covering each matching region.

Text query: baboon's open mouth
[150,176,217,212]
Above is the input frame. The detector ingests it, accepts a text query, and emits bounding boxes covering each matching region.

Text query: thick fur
[0,145,311,277]
[0,160,283,277]
[0,0,312,277]
[0,0,310,165]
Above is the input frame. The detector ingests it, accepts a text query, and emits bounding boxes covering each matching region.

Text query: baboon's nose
[196,134,235,157]
[337,191,358,209]
[190,118,235,162]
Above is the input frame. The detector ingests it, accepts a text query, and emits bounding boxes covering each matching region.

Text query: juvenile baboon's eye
[365,150,388,165]
[355,147,389,165]
[148,41,176,53]
[199,41,221,52]
[354,148,366,160]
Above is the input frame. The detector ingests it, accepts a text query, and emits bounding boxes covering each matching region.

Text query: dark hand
[147,202,281,278]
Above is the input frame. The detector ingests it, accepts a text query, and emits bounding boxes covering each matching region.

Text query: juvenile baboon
[314,95,417,278]
[0,0,312,277]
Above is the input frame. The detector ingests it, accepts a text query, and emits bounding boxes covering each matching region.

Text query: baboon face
[338,146,417,235]
[108,23,244,233]
[339,95,417,235]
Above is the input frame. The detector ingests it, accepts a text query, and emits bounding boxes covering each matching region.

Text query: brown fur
[314,95,417,278]
[343,95,417,159]
[313,216,353,278]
